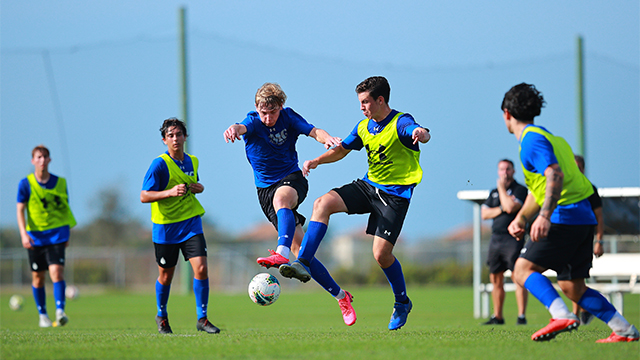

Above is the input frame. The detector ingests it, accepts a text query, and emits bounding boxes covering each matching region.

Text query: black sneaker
[517,316,527,325]
[156,315,172,334]
[197,318,221,334]
[482,316,504,325]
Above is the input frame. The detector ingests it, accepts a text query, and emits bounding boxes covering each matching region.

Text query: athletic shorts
[519,223,594,281]
[486,233,524,274]
[154,233,207,268]
[332,179,409,245]
[28,242,67,272]
[256,171,308,230]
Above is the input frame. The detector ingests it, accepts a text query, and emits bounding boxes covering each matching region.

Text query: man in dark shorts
[17,145,76,327]
[502,83,638,342]
[141,118,220,334]
[224,83,357,326]
[481,159,528,325]
[279,76,431,331]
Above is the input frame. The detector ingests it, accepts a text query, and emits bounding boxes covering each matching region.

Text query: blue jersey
[142,151,203,244]
[520,125,596,225]
[17,174,70,246]
[342,110,422,199]
[241,107,315,188]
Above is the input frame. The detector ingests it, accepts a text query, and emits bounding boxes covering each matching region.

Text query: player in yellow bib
[279,76,431,330]
[141,118,219,335]
[502,83,638,343]
[17,145,76,328]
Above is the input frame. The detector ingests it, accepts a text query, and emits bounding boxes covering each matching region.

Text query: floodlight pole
[576,36,585,162]
[179,6,193,295]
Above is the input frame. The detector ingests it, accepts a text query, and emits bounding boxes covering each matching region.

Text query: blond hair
[255,82,287,108]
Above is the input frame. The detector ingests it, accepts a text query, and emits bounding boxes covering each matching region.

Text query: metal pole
[179,7,192,295]
[576,36,585,161]
[473,203,481,318]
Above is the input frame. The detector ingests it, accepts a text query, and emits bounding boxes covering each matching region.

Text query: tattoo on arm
[541,166,563,219]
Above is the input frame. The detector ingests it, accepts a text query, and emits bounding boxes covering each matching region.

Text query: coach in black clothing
[481,159,529,325]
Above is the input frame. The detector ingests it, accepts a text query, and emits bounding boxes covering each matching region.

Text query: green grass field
[1,286,638,359]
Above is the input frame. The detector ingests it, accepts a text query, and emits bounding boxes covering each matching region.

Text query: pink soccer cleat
[338,290,357,326]
[256,249,289,269]
[531,318,579,341]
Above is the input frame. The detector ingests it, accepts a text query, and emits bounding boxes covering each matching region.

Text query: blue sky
[1,1,638,242]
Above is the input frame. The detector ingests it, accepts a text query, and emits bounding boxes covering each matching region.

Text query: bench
[479,253,640,318]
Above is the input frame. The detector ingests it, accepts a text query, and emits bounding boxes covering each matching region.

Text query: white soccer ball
[248,273,281,306]
[9,295,24,311]
[65,285,79,300]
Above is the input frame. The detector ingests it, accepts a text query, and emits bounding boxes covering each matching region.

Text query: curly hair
[501,83,546,122]
[159,118,188,138]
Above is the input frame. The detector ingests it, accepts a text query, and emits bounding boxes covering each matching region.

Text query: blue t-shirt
[142,151,203,244]
[17,174,70,246]
[241,107,315,188]
[520,125,596,225]
[342,110,422,199]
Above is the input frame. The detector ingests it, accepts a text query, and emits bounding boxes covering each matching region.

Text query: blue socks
[277,208,295,249]
[193,278,209,320]
[524,272,561,308]
[578,287,617,323]
[33,286,47,315]
[309,258,341,297]
[299,221,328,263]
[383,258,408,303]
[156,280,171,317]
[156,278,209,320]
[53,280,66,311]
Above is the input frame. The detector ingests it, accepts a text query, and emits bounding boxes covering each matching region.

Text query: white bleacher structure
[457,187,640,318]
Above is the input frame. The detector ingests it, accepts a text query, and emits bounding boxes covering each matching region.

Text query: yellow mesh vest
[357,113,422,185]
[520,126,593,207]
[150,153,205,224]
[26,174,76,231]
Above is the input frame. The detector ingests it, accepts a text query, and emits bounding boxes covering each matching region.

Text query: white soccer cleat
[39,314,52,328]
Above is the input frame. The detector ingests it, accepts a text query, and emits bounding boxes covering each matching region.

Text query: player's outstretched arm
[302,145,350,176]
[308,127,342,149]
[223,124,247,143]
[411,127,431,145]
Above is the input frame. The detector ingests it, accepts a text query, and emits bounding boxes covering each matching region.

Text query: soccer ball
[9,295,24,311]
[65,285,79,300]
[248,273,281,306]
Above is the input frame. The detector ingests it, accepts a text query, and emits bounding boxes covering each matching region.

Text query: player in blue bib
[502,83,638,343]
[224,83,358,326]
[17,145,76,328]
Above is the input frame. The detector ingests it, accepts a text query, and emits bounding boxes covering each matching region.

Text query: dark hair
[159,118,188,138]
[499,159,514,168]
[356,76,390,104]
[501,83,545,122]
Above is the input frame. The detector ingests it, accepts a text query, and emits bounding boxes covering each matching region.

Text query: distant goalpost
[457,187,640,319]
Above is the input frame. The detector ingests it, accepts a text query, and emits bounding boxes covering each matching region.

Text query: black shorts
[486,233,524,274]
[154,234,207,268]
[28,242,67,272]
[256,171,308,230]
[333,179,409,245]
[519,223,593,281]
